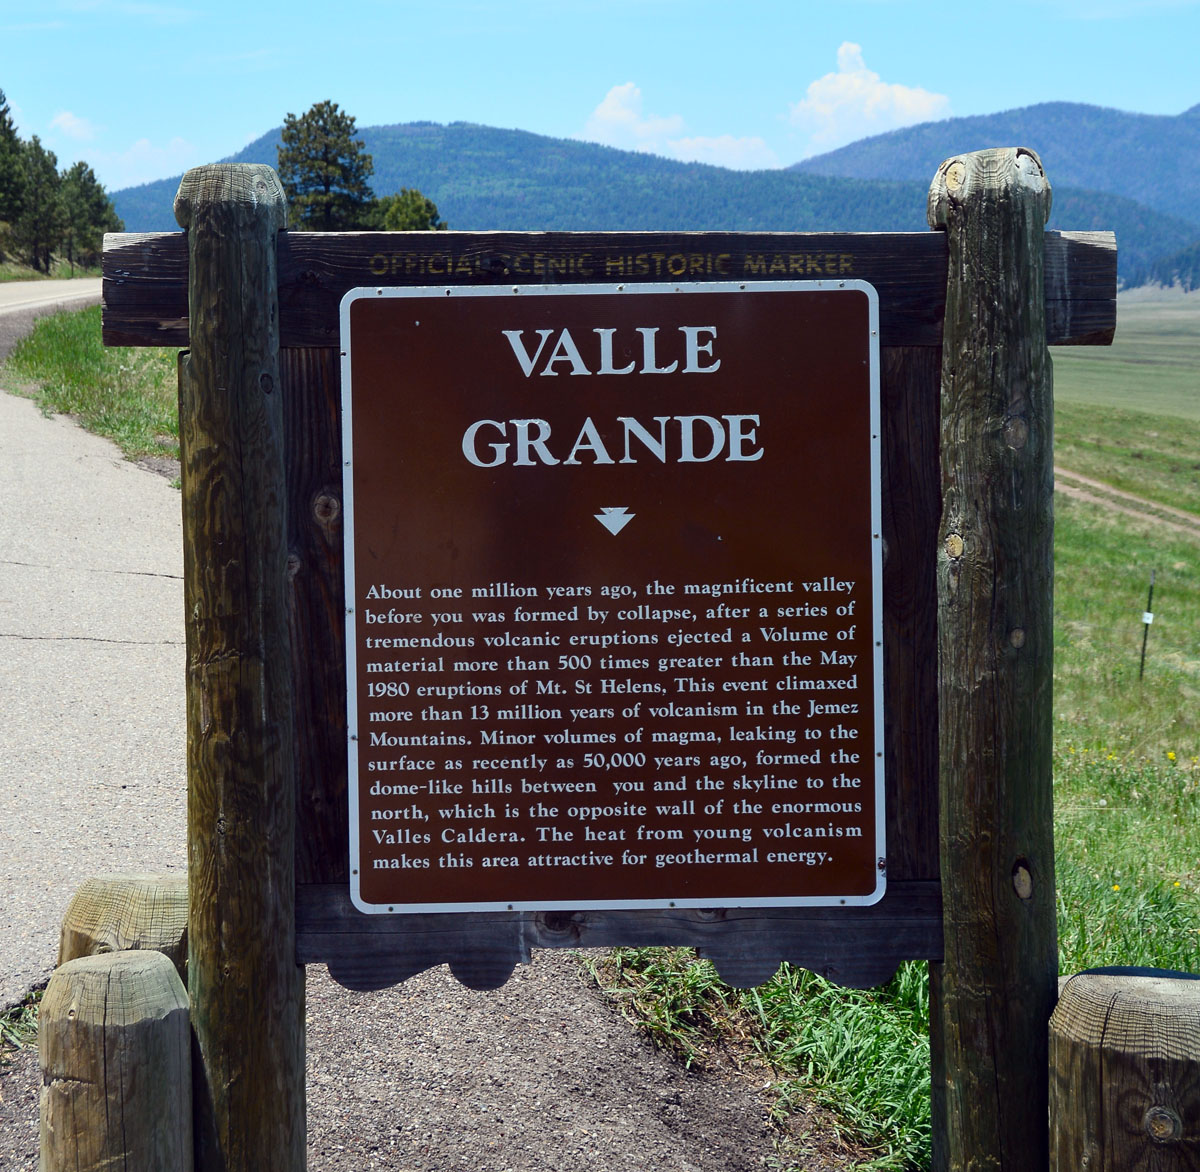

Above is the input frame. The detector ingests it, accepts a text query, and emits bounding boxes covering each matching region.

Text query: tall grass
[3,303,178,461]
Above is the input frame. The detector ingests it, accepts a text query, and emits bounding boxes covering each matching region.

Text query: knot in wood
[944,160,967,194]
[944,533,965,559]
[537,911,580,937]
[313,493,341,526]
[1004,417,1029,449]
[1145,1104,1182,1141]
[1012,861,1033,900]
[259,372,274,394]
[1009,628,1026,649]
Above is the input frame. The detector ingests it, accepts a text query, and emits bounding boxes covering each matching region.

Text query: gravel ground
[2,950,872,1171]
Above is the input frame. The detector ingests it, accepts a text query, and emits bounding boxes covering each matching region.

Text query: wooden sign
[341,281,884,912]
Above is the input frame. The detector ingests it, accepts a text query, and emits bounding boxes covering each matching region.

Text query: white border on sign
[340,280,886,915]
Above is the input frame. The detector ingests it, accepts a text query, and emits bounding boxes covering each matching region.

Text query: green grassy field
[2,293,1198,1170]
[2,304,178,462]
[0,260,102,282]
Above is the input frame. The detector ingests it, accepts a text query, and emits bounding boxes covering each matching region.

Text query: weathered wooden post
[928,147,1058,1169]
[40,950,192,1172]
[58,873,189,981]
[1050,970,1200,1167]
[174,163,305,1172]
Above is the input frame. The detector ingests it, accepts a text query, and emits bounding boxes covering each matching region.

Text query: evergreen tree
[14,136,62,273]
[277,100,374,230]
[60,161,123,271]
[0,88,25,256]
[370,187,447,231]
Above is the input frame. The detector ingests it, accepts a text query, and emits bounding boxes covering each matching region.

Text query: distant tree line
[1125,239,1200,291]
[0,87,124,273]
[277,101,446,231]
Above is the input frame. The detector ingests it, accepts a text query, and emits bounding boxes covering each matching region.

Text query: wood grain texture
[281,346,348,885]
[102,228,1116,349]
[879,345,941,882]
[928,148,1059,1171]
[1050,970,1200,1169]
[1044,230,1117,346]
[296,879,942,991]
[40,951,192,1172]
[58,873,189,983]
[175,163,304,1172]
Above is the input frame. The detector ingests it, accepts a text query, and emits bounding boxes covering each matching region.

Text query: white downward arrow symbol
[595,507,635,535]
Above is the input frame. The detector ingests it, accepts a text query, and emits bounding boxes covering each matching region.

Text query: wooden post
[58,873,189,982]
[927,148,1058,1168]
[40,950,192,1172]
[174,163,304,1172]
[1050,970,1200,1167]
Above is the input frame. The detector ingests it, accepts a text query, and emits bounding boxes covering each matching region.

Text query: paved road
[0,278,102,315]
[0,281,186,1008]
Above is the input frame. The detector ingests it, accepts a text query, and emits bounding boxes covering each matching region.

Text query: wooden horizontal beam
[296,879,942,992]
[103,228,1115,350]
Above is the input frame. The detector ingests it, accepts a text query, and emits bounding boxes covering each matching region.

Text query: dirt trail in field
[1055,465,1200,540]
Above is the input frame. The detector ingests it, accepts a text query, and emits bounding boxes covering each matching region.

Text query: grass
[0,258,103,282]
[1053,293,1200,423]
[2,304,179,462]
[0,989,42,1060]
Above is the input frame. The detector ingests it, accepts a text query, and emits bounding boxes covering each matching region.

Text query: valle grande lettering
[462,324,765,467]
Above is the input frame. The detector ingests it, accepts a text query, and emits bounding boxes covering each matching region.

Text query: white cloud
[667,135,779,170]
[790,42,950,154]
[50,111,98,141]
[88,136,199,190]
[582,83,778,170]
[584,82,684,151]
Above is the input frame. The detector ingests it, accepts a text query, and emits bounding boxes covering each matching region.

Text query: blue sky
[2,0,1199,192]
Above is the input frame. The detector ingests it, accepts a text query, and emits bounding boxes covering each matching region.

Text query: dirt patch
[1055,465,1200,540]
[136,453,182,481]
[0,953,881,1171]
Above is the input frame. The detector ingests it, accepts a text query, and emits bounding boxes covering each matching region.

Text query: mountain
[111,120,1194,283]
[1130,240,1200,290]
[112,122,929,236]
[792,101,1200,230]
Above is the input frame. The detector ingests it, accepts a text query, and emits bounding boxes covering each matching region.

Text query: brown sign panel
[341,282,884,913]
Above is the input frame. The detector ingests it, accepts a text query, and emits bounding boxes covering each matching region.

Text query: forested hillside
[111,119,1190,283]
[792,101,1200,229]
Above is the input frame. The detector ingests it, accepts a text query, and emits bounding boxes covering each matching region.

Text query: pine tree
[60,161,123,271]
[0,88,25,256]
[370,187,447,231]
[277,100,374,230]
[13,136,62,273]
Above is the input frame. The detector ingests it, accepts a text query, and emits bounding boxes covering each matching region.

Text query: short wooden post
[174,163,304,1172]
[927,148,1058,1168]
[40,950,192,1172]
[1051,970,1200,1168]
[58,873,189,982]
